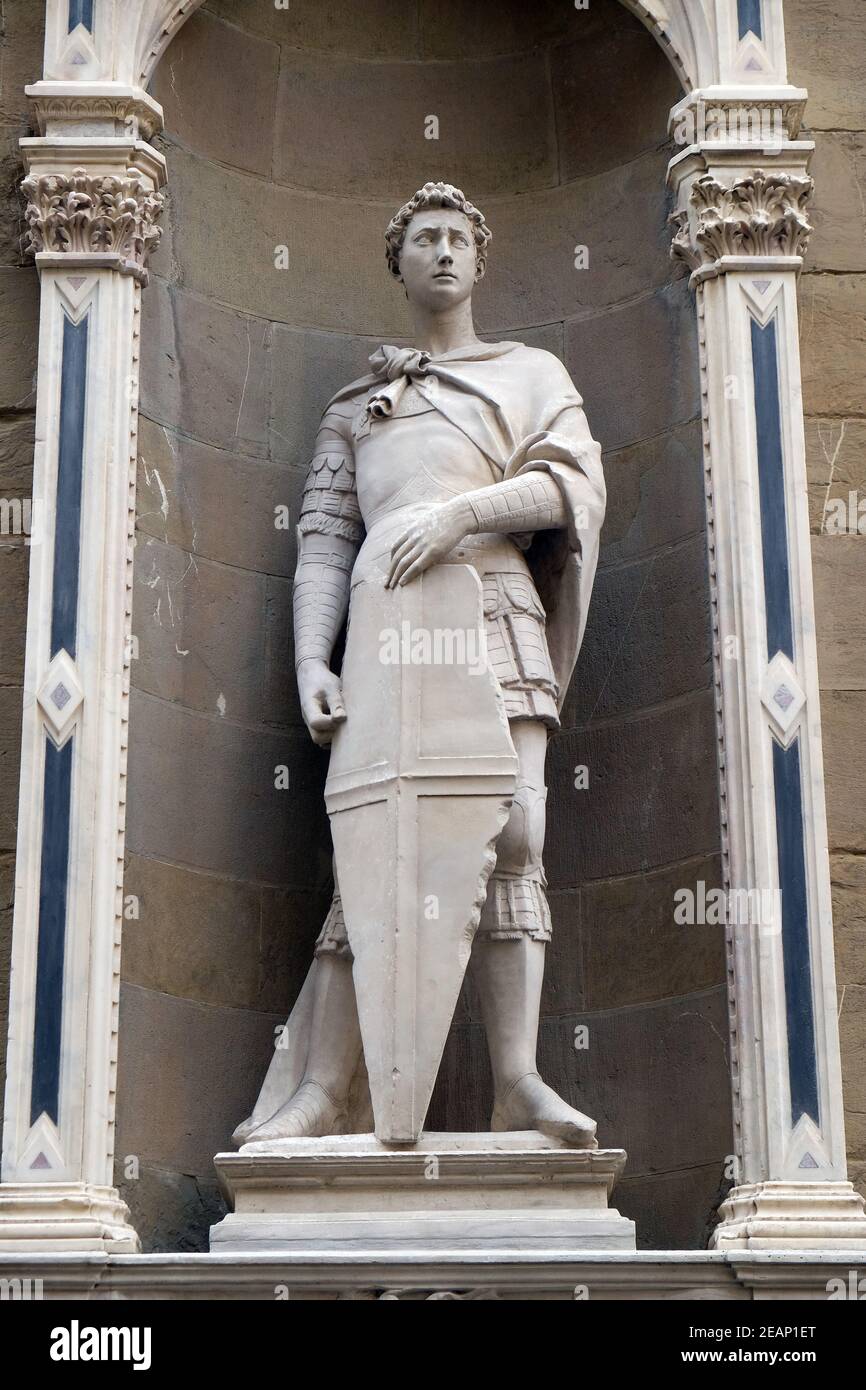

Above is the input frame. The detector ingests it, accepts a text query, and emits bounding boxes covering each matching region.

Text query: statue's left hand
[387,498,474,588]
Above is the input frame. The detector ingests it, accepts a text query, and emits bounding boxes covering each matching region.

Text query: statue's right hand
[297,659,346,748]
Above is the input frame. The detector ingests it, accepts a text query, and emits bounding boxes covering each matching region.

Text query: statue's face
[397,208,478,311]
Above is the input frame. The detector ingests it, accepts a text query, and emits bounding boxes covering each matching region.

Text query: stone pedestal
[210,1133,635,1255]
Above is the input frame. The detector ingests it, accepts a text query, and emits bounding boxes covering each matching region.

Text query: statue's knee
[495,782,547,877]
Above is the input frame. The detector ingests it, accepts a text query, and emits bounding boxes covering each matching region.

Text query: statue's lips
[433,272,457,280]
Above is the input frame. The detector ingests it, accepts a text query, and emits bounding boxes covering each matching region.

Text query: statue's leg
[246,891,363,1142]
[471,720,597,1147]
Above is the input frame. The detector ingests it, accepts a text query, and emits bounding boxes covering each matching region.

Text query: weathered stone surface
[473,149,675,331]
[838,983,866,1113]
[116,1160,225,1255]
[565,279,700,452]
[418,0,606,59]
[830,853,866,989]
[126,688,330,885]
[274,49,557,199]
[0,268,37,409]
[0,145,29,268]
[132,534,266,723]
[260,881,331,999]
[158,146,413,338]
[153,10,279,177]
[0,687,23,853]
[551,29,681,180]
[261,574,305,729]
[0,854,12,914]
[121,852,323,1013]
[785,0,866,129]
[565,535,713,726]
[616,1163,728,1252]
[0,414,34,490]
[805,418,866,533]
[580,855,727,1010]
[115,981,285,1174]
[205,0,422,57]
[847,1110,866,1150]
[546,691,721,884]
[800,275,866,418]
[0,541,28,682]
[425,1019,493,1133]
[542,890,583,1016]
[141,277,271,456]
[544,987,733,1177]
[809,134,866,273]
[0,0,44,129]
[599,419,705,565]
[849,1099,866,1199]
[821,691,866,853]
[813,537,866,690]
[137,418,300,576]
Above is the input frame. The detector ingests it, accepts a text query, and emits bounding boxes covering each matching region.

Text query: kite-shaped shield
[325,564,518,1144]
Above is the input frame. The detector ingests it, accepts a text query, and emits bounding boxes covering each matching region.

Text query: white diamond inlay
[761,652,805,745]
[37,650,83,742]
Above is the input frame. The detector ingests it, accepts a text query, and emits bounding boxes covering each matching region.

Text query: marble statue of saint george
[233,182,607,1149]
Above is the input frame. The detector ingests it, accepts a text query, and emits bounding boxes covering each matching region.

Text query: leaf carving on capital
[669,209,702,273]
[22,166,165,285]
[671,169,814,274]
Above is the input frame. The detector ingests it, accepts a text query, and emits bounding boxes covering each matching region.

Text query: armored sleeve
[298,408,363,545]
[462,472,567,535]
[294,405,363,668]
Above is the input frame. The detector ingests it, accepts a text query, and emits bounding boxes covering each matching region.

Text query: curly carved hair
[384,182,492,281]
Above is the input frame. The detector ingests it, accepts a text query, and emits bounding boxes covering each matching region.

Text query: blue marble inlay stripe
[68,0,94,32]
[738,0,763,39]
[50,314,88,660]
[31,736,74,1126]
[772,736,819,1127]
[752,317,794,662]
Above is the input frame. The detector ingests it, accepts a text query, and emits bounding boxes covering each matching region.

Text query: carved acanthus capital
[22,165,165,286]
[670,168,814,281]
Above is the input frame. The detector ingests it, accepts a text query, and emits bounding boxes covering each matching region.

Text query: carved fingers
[298,660,347,747]
[386,500,471,587]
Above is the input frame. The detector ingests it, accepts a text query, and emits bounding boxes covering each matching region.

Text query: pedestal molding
[713,1181,866,1250]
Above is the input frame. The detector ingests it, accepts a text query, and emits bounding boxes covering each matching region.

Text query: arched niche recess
[118,0,730,1252]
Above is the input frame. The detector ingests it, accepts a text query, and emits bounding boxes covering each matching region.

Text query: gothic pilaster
[0,26,166,1249]
[668,139,866,1249]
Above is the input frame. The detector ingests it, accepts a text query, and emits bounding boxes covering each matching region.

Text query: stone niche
[116,0,732,1252]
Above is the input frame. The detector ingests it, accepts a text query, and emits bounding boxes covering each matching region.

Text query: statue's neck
[410,300,481,357]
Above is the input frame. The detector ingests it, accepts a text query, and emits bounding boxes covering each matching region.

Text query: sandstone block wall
[787,0,866,1207]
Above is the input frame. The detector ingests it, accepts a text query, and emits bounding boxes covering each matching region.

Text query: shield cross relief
[325,565,518,1144]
